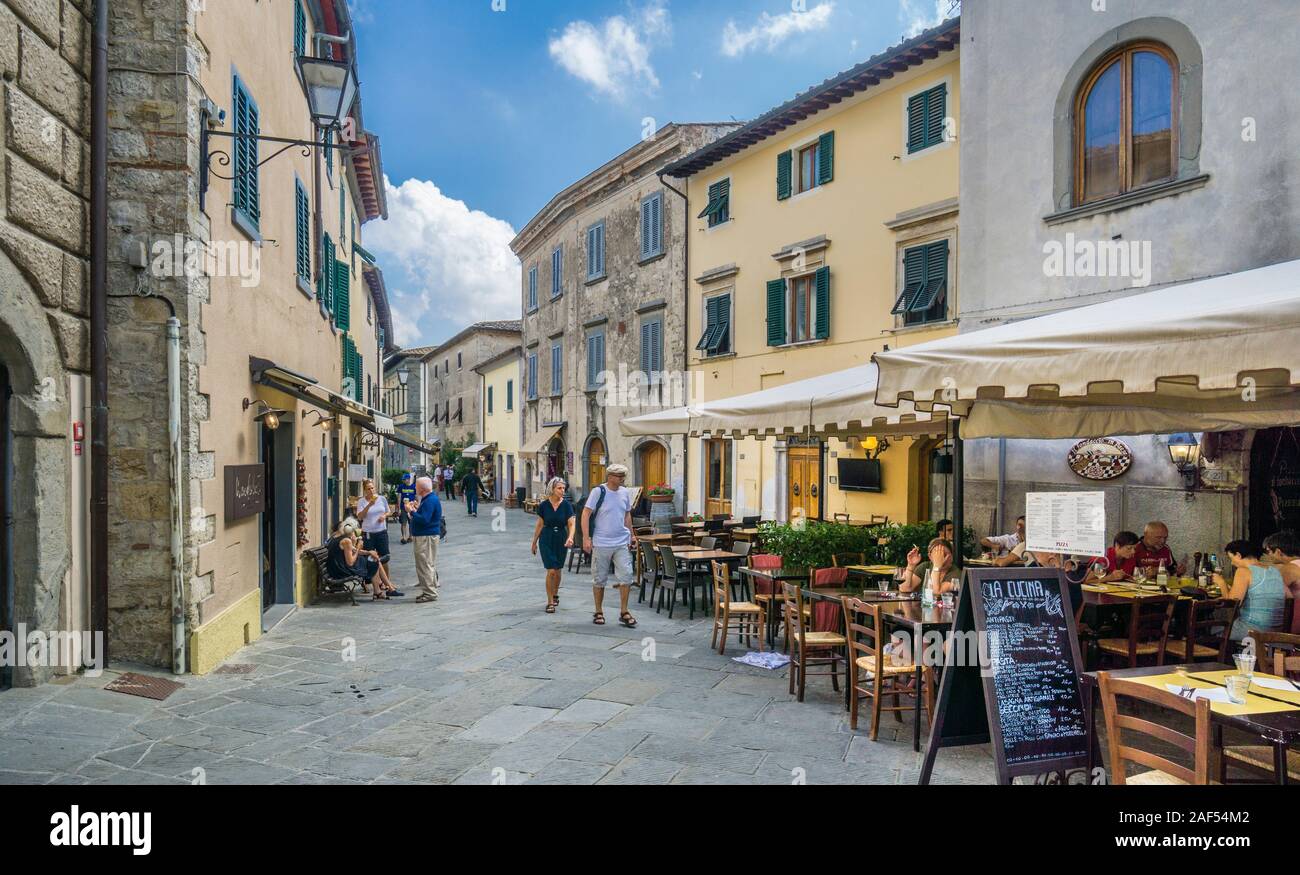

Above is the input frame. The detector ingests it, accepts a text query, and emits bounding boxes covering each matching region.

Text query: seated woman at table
[902,538,961,595]
[1214,538,1300,641]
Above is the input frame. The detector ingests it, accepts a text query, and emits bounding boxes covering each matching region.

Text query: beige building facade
[511,123,739,506]
[473,346,522,501]
[423,321,521,450]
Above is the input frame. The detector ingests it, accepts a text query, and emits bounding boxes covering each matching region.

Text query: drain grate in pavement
[104,672,185,701]
[213,664,257,675]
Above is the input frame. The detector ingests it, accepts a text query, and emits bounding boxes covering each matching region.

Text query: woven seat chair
[1098,670,1212,785]
[780,581,846,703]
[710,561,763,656]
[842,597,934,739]
[1165,598,1239,664]
[1220,646,1300,783]
[1096,595,1176,668]
[831,552,866,568]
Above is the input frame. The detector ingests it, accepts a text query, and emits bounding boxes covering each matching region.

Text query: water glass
[1225,674,1250,705]
[1234,652,1256,678]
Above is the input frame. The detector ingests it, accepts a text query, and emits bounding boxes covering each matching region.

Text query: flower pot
[649,494,674,504]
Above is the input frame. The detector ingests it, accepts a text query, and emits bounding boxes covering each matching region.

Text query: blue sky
[352,0,956,348]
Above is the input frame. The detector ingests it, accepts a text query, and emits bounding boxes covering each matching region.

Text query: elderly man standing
[581,463,638,628]
[406,476,443,604]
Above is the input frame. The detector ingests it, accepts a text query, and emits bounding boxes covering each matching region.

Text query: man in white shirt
[982,515,1025,556]
[581,464,638,629]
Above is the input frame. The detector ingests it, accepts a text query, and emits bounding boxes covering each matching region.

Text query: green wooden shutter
[333,258,350,330]
[907,92,927,153]
[817,132,835,185]
[893,246,927,313]
[766,279,787,346]
[294,0,306,57]
[321,233,334,312]
[354,351,364,402]
[926,84,947,149]
[814,267,831,340]
[776,151,792,201]
[295,181,310,283]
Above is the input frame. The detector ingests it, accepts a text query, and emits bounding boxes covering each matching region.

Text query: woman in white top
[357,479,401,597]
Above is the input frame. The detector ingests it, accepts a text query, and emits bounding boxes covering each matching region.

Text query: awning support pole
[953,419,964,570]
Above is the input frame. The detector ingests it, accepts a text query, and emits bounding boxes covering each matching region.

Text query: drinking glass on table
[1225,674,1250,705]
[1234,650,1256,679]
[1090,562,1107,584]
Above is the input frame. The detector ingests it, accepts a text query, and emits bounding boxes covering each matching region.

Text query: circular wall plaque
[1067,438,1133,481]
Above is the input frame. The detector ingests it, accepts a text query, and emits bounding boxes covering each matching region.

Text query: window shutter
[926,84,947,148]
[528,266,538,309]
[907,91,927,153]
[766,279,787,346]
[814,267,831,340]
[245,101,259,223]
[640,199,651,258]
[295,182,310,282]
[651,194,662,255]
[487,386,493,414]
[907,240,950,313]
[640,321,652,375]
[587,226,596,277]
[776,150,792,200]
[817,132,835,185]
[551,345,562,394]
[649,320,662,373]
[294,1,306,57]
[322,233,335,312]
[893,246,927,313]
[354,352,364,401]
[334,258,350,330]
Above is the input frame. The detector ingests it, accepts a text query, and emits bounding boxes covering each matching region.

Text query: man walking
[462,466,483,517]
[443,463,456,500]
[581,463,637,628]
[406,476,443,603]
[397,472,417,544]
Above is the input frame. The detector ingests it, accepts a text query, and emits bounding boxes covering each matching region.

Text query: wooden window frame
[795,141,821,195]
[1073,41,1179,207]
[787,272,816,343]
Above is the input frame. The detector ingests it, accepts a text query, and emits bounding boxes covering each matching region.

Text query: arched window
[1075,42,1177,205]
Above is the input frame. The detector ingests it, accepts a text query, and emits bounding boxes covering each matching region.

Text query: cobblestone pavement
[0,504,997,785]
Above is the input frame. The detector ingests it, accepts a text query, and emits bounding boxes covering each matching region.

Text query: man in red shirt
[1133,521,1182,575]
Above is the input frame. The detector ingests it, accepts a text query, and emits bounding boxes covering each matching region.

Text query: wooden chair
[1219,629,1300,783]
[869,514,890,526]
[842,597,933,739]
[1096,595,1176,668]
[833,513,851,524]
[636,540,660,605]
[1097,671,1212,785]
[1166,598,1239,664]
[710,561,764,656]
[780,581,846,703]
[748,553,784,643]
[727,540,753,599]
[831,552,866,569]
[1246,629,1300,670]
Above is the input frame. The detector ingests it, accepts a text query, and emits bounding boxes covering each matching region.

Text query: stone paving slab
[0,507,1006,785]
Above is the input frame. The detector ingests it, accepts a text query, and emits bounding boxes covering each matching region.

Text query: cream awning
[873,258,1300,439]
[620,363,947,439]
[521,425,564,456]
[462,442,495,459]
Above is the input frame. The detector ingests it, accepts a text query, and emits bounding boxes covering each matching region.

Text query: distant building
[423,321,522,449]
[510,123,740,506]
[473,346,523,501]
[382,346,433,474]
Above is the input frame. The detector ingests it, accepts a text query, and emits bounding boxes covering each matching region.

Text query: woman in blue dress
[531,477,575,614]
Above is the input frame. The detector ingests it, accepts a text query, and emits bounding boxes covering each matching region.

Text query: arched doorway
[1249,427,1300,544]
[586,435,606,493]
[638,440,667,492]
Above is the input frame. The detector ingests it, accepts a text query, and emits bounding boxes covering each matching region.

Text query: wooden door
[705,438,732,518]
[788,445,822,521]
[639,442,667,490]
[587,437,606,492]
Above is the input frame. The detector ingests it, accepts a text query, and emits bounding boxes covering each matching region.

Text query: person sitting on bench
[328,517,401,600]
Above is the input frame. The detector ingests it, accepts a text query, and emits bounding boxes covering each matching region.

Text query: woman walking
[328,517,398,600]
[531,476,575,613]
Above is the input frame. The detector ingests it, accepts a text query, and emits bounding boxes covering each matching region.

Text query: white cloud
[721,2,835,58]
[898,0,950,38]
[548,2,671,99]
[364,177,520,348]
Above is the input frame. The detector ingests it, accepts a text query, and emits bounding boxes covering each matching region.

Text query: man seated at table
[980,514,1025,556]
[1133,520,1184,576]
[902,538,961,595]
[1263,530,1300,634]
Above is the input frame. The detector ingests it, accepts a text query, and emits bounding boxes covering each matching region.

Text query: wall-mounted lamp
[358,433,380,450]
[302,410,339,432]
[397,369,410,388]
[862,436,890,460]
[1167,432,1201,493]
[244,398,288,431]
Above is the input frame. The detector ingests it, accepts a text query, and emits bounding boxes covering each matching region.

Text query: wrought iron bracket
[199,127,326,213]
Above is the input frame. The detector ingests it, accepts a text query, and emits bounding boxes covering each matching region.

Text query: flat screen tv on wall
[838,458,883,493]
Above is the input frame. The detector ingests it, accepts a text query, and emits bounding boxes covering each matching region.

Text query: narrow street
[0,506,992,785]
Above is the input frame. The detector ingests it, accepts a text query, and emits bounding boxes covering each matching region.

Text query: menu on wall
[920,567,1092,785]
[1024,491,1105,556]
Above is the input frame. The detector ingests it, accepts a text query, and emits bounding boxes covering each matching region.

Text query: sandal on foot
[545,602,557,614]
[619,612,638,629]
[592,612,605,625]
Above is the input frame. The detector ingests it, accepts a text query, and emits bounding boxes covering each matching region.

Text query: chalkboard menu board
[919,567,1091,785]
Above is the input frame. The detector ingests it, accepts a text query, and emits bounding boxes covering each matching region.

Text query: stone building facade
[957,0,1300,550]
[106,0,393,675]
[0,0,91,687]
[381,345,430,474]
[423,321,521,449]
[510,123,739,507]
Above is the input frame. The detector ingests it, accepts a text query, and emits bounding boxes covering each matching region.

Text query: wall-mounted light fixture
[244,398,288,431]
[1167,432,1201,494]
[863,436,890,460]
[302,410,339,432]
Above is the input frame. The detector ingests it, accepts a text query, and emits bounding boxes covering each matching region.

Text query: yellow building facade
[475,347,523,500]
[670,21,961,525]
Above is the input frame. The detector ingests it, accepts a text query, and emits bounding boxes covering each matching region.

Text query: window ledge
[296,276,314,299]
[1044,174,1211,226]
[584,273,607,286]
[880,318,957,338]
[639,251,666,266]
[776,338,827,350]
[231,208,262,245]
[527,306,539,315]
[698,351,736,362]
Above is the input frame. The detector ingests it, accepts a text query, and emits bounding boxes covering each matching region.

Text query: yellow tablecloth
[1190,670,1300,707]
[847,565,897,576]
[1123,672,1300,716]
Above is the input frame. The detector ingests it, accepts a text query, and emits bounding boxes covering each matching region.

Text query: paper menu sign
[1024,491,1105,557]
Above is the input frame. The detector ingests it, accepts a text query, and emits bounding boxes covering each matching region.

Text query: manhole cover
[213,664,257,675]
[103,672,185,701]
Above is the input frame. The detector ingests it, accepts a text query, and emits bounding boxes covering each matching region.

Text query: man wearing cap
[581,463,638,628]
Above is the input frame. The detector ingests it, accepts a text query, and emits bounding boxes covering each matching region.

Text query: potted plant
[647,483,675,503]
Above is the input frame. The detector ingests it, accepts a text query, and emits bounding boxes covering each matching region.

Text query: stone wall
[0,0,90,686]
[103,0,205,667]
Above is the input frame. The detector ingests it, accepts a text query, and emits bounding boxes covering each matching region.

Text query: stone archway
[0,247,74,687]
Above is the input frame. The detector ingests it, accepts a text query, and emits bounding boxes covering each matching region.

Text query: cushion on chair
[1223,745,1300,779]
[1125,770,1188,785]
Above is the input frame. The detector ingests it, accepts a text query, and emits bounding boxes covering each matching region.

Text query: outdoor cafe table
[1082,663,1300,785]
[676,550,745,611]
